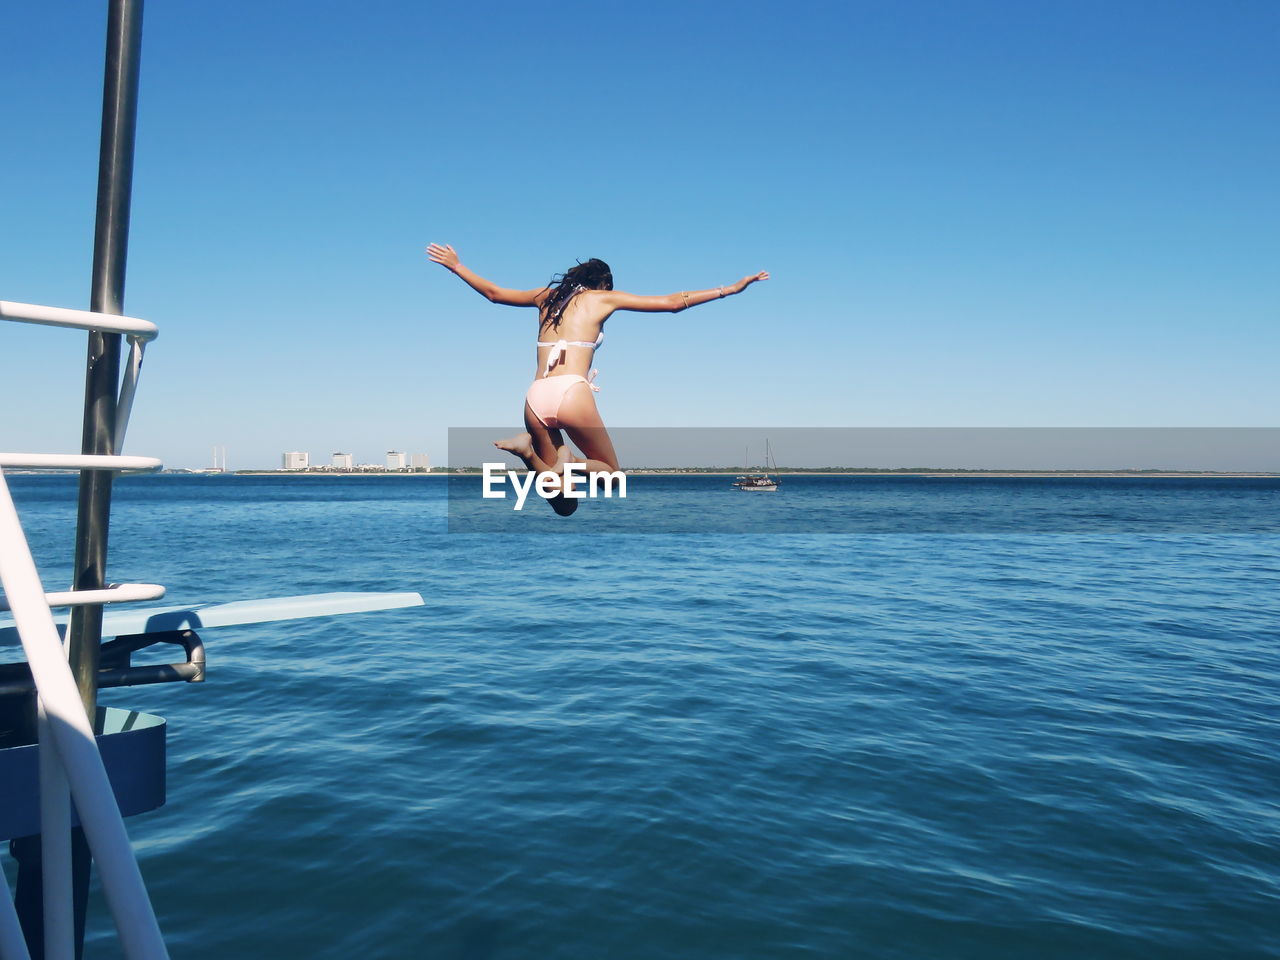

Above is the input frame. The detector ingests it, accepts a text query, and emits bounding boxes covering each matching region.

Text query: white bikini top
[536,331,604,377]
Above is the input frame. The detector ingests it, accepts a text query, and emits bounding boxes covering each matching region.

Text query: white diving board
[0,591,424,647]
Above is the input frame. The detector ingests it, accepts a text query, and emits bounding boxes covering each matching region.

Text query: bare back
[534,290,614,381]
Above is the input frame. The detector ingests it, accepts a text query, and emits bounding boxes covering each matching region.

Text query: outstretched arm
[426,243,548,307]
[600,271,769,313]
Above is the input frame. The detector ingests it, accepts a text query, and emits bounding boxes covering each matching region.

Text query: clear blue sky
[2,0,1276,469]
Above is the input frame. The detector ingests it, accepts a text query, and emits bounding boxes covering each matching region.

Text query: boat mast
[68,0,145,720]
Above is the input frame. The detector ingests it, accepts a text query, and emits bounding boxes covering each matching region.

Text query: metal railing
[0,455,160,472]
[0,583,166,614]
[0,301,155,454]
[1,300,169,960]
[0,470,169,960]
[0,301,158,341]
[4,4,173,955]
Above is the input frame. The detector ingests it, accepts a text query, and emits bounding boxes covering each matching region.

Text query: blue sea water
[3,475,1279,960]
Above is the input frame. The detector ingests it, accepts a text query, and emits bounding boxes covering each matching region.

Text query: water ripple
[5,476,1277,960]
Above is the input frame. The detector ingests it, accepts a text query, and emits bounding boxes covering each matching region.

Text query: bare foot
[493,433,535,465]
[548,494,579,516]
[492,437,580,516]
[547,447,581,515]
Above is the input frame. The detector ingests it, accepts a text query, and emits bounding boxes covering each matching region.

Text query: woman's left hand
[735,270,769,293]
[426,243,460,271]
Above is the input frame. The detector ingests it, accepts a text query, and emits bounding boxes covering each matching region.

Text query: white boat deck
[0,591,424,647]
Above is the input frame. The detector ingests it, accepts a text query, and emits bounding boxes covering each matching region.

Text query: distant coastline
[5,469,1273,479]
[216,469,1280,479]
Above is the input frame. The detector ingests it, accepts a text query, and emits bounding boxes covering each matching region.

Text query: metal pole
[67,0,145,719]
[53,4,145,958]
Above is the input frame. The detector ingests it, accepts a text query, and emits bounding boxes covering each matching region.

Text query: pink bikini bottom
[525,372,599,428]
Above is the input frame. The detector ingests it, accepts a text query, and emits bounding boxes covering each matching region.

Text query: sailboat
[732,439,781,491]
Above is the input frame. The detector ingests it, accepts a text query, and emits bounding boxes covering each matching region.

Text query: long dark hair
[541,258,613,328]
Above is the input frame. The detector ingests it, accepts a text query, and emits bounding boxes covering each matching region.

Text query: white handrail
[114,338,147,450]
[0,455,161,472]
[1,302,155,452]
[0,583,166,613]
[0,471,170,960]
[39,704,74,960]
[0,301,157,342]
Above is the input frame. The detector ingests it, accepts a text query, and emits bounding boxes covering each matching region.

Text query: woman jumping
[427,243,768,504]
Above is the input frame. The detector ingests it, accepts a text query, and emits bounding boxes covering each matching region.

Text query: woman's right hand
[426,243,461,272]
[734,270,769,294]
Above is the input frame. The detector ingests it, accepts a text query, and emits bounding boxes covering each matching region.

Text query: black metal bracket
[0,629,204,698]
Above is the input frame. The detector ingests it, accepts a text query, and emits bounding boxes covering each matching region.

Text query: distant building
[386,450,407,470]
[411,453,431,471]
[282,451,309,470]
[331,452,354,470]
